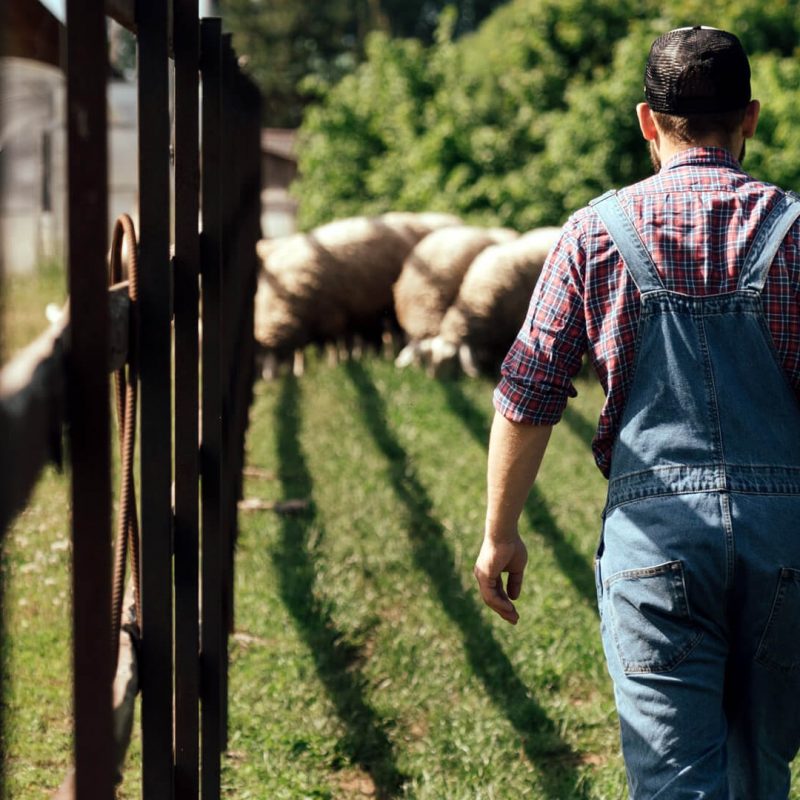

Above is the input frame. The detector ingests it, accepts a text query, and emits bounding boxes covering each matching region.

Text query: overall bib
[591,190,800,799]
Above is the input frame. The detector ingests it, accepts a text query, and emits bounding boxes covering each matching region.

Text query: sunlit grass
[0,260,67,363]
[6,347,800,797]
[1,467,72,795]
[225,353,620,798]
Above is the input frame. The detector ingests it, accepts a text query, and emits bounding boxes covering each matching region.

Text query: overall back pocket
[756,568,800,675]
[605,560,703,674]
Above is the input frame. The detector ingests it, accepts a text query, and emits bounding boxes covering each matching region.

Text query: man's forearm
[485,412,552,540]
[475,413,552,624]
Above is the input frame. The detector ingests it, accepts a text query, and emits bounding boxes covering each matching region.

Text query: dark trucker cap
[645,26,751,115]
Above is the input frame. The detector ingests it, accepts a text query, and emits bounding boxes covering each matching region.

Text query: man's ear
[637,102,659,142]
[743,99,760,139]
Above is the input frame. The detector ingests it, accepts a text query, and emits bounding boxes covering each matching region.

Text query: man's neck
[657,136,740,166]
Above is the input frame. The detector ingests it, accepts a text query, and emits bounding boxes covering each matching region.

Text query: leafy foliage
[293,0,800,229]
[747,53,800,193]
[219,0,508,127]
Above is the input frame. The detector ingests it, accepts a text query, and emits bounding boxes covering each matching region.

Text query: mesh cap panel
[645,26,751,115]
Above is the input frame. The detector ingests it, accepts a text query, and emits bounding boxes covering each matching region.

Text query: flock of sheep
[254,211,562,378]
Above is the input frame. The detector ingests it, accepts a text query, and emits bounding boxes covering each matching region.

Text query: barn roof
[261,128,297,162]
[3,0,64,68]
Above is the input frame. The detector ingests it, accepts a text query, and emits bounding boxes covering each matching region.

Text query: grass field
[223,354,620,799]
[5,312,800,796]
[0,260,66,364]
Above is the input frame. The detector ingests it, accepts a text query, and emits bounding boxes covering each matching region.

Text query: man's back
[496,145,800,475]
[476,25,800,799]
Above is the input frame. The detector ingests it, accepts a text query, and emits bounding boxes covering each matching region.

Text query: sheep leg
[458,343,480,378]
[326,342,339,366]
[261,351,279,381]
[293,348,305,377]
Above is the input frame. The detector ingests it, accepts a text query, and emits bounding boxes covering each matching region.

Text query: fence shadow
[437,378,597,609]
[274,375,406,799]
[344,362,591,799]
[561,404,597,452]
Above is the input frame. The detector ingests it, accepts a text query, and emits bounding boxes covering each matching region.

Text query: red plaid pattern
[495,147,800,477]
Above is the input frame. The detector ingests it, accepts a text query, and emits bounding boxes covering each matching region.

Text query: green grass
[1,459,143,799]
[225,353,617,799]
[6,348,800,797]
[0,260,67,362]
[0,260,143,797]
[1,467,73,794]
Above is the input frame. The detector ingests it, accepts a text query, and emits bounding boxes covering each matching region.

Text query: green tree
[293,0,800,229]
[220,0,509,127]
[295,33,438,225]
[294,0,640,229]
[220,0,373,126]
[747,53,800,193]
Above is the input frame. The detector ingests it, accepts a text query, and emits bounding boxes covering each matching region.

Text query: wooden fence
[0,2,262,797]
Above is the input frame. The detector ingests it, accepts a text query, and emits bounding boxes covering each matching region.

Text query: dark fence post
[0,7,7,793]
[219,32,235,752]
[200,17,223,800]
[241,72,262,500]
[173,1,201,798]
[137,1,174,797]
[65,1,114,797]
[3,5,262,796]
[222,61,262,653]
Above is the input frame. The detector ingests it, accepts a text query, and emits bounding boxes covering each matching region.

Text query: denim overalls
[591,189,800,799]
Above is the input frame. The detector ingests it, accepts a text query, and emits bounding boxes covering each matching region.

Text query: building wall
[0,57,64,273]
[260,130,299,240]
[0,58,139,274]
[1,57,301,272]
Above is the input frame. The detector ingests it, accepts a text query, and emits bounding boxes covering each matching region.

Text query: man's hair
[651,108,747,146]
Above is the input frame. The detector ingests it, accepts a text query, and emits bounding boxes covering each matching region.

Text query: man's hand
[474,534,528,625]
[476,414,550,626]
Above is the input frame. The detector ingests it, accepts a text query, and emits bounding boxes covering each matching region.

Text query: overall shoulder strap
[589,190,664,294]
[738,191,800,292]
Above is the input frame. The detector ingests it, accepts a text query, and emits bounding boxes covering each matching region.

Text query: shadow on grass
[561,404,597,452]
[437,378,597,610]
[274,375,407,799]
[344,362,592,799]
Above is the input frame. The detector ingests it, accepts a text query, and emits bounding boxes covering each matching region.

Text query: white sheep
[254,211,461,372]
[393,225,518,354]
[431,226,563,376]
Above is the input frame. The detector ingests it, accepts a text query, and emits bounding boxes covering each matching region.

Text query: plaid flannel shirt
[495,147,800,477]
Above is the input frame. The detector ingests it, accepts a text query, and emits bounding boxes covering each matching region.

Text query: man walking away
[475,25,800,799]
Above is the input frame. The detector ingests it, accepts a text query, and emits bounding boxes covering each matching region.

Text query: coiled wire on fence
[108,213,142,671]
[52,214,144,799]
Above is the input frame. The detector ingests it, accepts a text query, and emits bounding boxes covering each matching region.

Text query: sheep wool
[254,211,461,355]
[380,211,463,242]
[438,226,562,373]
[393,225,518,341]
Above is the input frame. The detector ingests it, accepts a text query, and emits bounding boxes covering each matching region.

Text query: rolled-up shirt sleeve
[494,219,588,424]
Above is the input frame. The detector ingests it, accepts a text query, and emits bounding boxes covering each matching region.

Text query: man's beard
[649,141,661,173]
[648,140,747,174]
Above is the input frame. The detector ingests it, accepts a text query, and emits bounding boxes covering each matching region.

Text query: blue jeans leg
[598,491,800,799]
[725,494,800,799]
[598,492,731,799]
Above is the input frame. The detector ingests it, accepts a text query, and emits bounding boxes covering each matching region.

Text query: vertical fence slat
[65,1,114,797]
[242,77,262,453]
[218,33,236,753]
[137,1,174,797]
[0,9,7,793]
[173,1,200,797]
[200,17,223,800]
[240,73,262,499]
[3,6,261,796]
[225,75,261,724]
